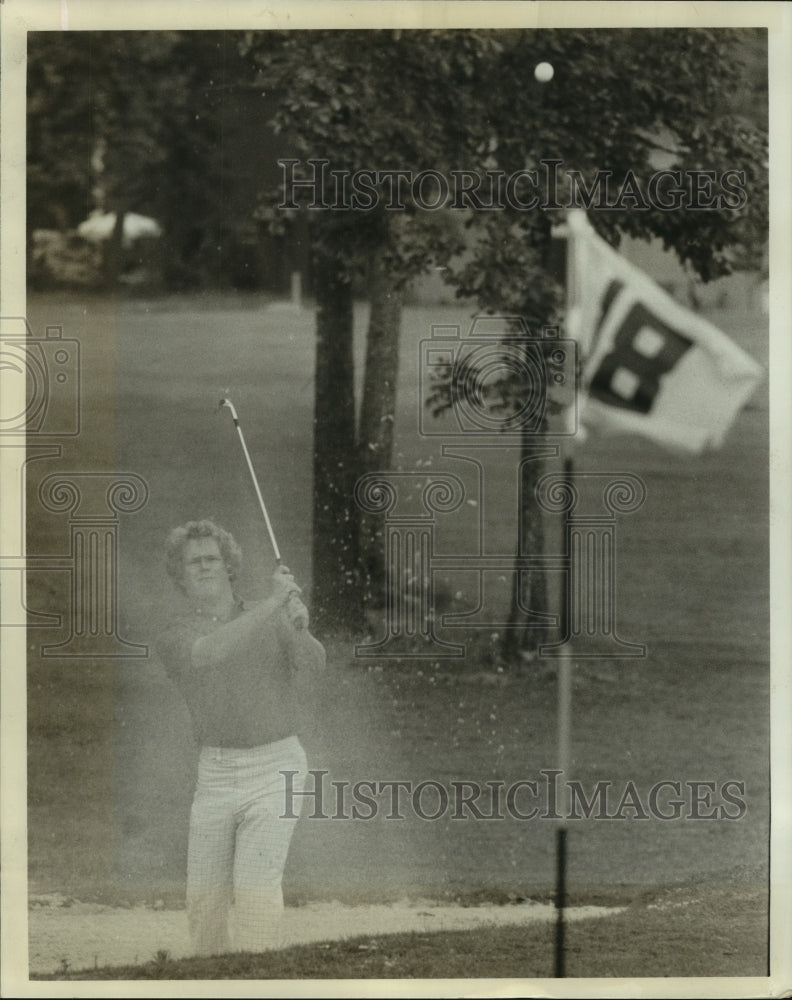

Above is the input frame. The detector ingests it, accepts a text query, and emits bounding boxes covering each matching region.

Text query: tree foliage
[449,28,767,310]
[243,29,513,628]
[27,31,273,288]
[245,27,767,641]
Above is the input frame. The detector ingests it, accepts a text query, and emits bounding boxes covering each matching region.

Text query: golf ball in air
[534,62,554,83]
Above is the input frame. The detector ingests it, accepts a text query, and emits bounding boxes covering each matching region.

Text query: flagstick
[554,452,573,978]
[553,208,577,978]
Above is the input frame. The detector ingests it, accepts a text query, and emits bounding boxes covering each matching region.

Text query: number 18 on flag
[563,210,763,454]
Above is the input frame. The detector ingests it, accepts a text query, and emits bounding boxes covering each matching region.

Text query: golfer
[156,519,325,956]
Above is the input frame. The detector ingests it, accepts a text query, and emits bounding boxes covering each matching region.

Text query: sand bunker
[28,893,623,976]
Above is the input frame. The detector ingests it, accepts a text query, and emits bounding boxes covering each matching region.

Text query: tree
[247,27,767,648]
[26,31,272,289]
[243,30,500,631]
[443,27,768,658]
[28,32,189,284]
[27,34,96,233]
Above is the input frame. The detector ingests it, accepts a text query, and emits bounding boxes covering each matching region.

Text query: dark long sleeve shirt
[156,599,325,748]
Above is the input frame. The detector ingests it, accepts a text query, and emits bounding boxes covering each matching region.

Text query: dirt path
[28,893,622,976]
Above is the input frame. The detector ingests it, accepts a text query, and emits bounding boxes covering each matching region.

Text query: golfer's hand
[286,593,309,631]
[271,565,302,605]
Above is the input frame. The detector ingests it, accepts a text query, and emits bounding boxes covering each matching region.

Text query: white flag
[564,210,763,454]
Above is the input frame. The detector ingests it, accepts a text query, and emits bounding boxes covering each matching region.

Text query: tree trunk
[357,247,404,608]
[311,244,362,633]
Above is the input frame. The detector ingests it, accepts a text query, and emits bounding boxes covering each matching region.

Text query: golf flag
[564,210,763,454]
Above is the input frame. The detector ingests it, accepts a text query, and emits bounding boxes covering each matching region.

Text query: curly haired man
[156,519,325,955]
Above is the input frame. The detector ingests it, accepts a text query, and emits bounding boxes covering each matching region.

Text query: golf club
[218,398,306,630]
[218,397,282,564]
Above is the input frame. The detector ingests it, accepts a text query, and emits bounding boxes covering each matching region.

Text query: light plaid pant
[186,737,307,955]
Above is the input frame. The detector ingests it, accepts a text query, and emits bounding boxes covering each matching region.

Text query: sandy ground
[28,893,622,976]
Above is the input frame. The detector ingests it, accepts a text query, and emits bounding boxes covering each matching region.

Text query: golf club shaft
[220,398,282,564]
